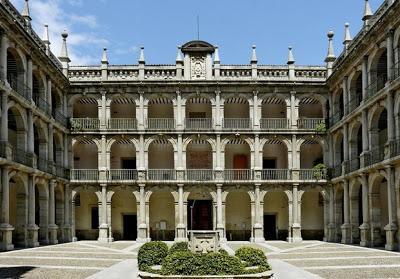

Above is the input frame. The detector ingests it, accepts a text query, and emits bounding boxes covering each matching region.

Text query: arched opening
[224,139,251,180]
[370,107,387,163]
[370,50,388,93]
[55,185,64,242]
[32,71,46,107]
[186,140,213,180]
[226,192,251,241]
[223,97,251,129]
[350,182,363,244]
[349,123,363,171]
[149,192,175,241]
[72,139,98,181]
[185,97,212,130]
[51,88,63,118]
[298,97,324,129]
[333,133,344,176]
[187,191,213,231]
[262,139,288,179]
[74,190,99,240]
[71,97,99,131]
[9,175,27,247]
[261,97,288,129]
[110,140,137,180]
[6,48,25,93]
[34,122,48,172]
[109,97,137,130]
[370,176,388,247]
[147,97,174,130]
[334,185,344,242]
[35,183,49,244]
[300,138,324,179]
[349,72,363,110]
[111,190,137,240]
[148,139,175,180]
[8,106,26,154]
[301,191,324,240]
[333,89,344,123]
[53,133,64,167]
[263,191,289,240]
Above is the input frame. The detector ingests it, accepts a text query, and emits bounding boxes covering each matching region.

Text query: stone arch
[182,93,215,106]
[6,47,26,90]
[35,182,49,244]
[223,95,251,123]
[349,120,363,170]
[109,138,137,170]
[297,94,327,119]
[260,95,289,119]
[300,187,326,240]
[222,136,253,170]
[263,189,290,240]
[261,137,289,171]
[334,183,344,242]
[32,70,46,102]
[71,96,99,118]
[225,189,252,241]
[33,119,48,162]
[149,191,175,241]
[109,95,137,120]
[333,131,344,167]
[185,138,214,171]
[369,104,388,149]
[368,46,388,92]
[7,104,27,150]
[298,136,324,169]
[110,188,137,240]
[147,136,176,170]
[186,186,215,231]
[53,131,64,166]
[349,179,363,244]
[72,138,99,169]
[9,173,28,247]
[55,184,65,240]
[348,70,363,109]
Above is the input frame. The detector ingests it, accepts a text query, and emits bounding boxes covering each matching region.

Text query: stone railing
[108,118,137,130]
[144,66,177,80]
[261,169,291,180]
[220,65,252,79]
[7,75,31,102]
[147,118,176,130]
[147,169,177,181]
[69,67,102,81]
[299,169,327,180]
[366,74,387,100]
[222,118,252,130]
[260,118,290,130]
[297,118,325,131]
[224,169,253,181]
[108,65,139,81]
[107,169,138,181]
[70,169,99,181]
[185,169,214,181]
[70,118,100,131]
[185,118,213,130]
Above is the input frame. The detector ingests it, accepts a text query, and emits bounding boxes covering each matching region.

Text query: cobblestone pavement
[0,241,138,279]
[264,241,400,279]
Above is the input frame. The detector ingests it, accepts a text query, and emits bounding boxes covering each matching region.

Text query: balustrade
[147,169,176,180]
[147,118,175,130]
[297,118,325,131]
[107,169,138,181]
[70,169,99,181]
[299,169,327,180]
[260,118,289,130]
[70,118,100,131]
[261,169,291,180]
[108,118,137,130]
[185,169,214,181]
[185,118,213,130]
[223,169,253,181]
[222,118,252,130]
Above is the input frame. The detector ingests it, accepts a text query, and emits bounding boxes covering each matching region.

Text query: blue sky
[11,0,383,66]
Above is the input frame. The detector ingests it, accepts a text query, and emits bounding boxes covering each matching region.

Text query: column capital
[100,183,107,188]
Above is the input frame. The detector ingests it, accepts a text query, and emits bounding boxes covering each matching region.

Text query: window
[91,207,99,229]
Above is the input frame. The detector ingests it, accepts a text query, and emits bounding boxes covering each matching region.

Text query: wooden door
[234,155,247,169]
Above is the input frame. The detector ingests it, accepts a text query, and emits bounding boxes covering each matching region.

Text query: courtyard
[0,241,399,278]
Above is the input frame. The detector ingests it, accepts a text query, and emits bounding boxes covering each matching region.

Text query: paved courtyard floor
[0,240,398,278]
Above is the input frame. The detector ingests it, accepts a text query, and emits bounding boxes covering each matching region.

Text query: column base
[288,224,302,243]
[326,223,337,242]
[384,223,398,251]
[359,223,371,247]
[0,224,14,251]
[341,223,352,244]
[137,223,149,242]
[252,223,265,243]
[27,224,39,248]
[175,223,187,241]
[98,224,109,243]
[72,237,78,242]
[49,225,59,245]
[61,225,72,242]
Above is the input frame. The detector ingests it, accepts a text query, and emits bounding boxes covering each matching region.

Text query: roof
[181,40,215,54]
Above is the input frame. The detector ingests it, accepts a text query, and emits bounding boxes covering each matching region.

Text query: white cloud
[10,0,107,65]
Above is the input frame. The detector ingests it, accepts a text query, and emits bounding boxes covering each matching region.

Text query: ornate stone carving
[190,55,206,80]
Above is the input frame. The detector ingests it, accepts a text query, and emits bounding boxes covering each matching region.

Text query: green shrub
[138,241,168,271]
[235,247,270,271]
[161,251,202,275]
[199,252,244,275]
[168,242,189,255]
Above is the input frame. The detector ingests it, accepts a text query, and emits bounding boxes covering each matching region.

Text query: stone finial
[139,46,145,64]
[42,24,50,53]
[343,23,352,43]
[21,0,31,21]
[325,31,336,62]
[214,46,220,64]
[251,45,257,63]
[287,46,295,65]
[101,48,108,64]
[363,0,373,25]
[176,45,183,63]
[59,30,71,62]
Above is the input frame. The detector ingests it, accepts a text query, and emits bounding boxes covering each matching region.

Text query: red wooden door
[234,155,247,169]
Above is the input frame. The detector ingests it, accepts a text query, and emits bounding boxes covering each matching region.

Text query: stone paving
[0,241,138,279]
[0,241,399,278]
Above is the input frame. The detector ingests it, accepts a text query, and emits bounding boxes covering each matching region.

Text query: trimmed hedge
[235,247,270,272]
[168,242,189,255]
[161,251,244,276]
[138,241,169,271]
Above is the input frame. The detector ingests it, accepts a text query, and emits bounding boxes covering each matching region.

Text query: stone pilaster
[359,174,371,247]
[137,184,148,242]
[384,166,398,251]
[48,180,58,245]
[27,175,39,247]
[288,184,302,243]
[175,184,187,241]
[98,184,109,243]
[0,167,14,251]
[341,180,352,244]
[252,184,264,243]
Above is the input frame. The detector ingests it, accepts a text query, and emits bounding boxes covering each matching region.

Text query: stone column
[46,77,52,115]
[48,124,54,166]
[327,185,336,242]
[387,29,394,81]
[26,56,33,100]
[253,91,260,130]
[289,184,302,243]
[63,136,69,168]
[341,180,351,244]
[360,109,370,167]
[253,184,264,242]
[0,32,8,83]
[27,109,34,154]
[27,175,39,247]
[48,180,58,245]
[387,91,395,143]
[342,124,349,173]
[384,166,398,251]
[175,184,187,241]
[362,56,369,100]
[343,76,349,115]
[216,184,226,242]
[0,167,14,251]
[137,184,148,242]
[290,91,297,129]
[98,184,109,242]
[62,184,71,242]
[0,91,8,144]
[359,174,371,247]
[71,196,77,242]
[100,92,107,129]
[215,91,222,129]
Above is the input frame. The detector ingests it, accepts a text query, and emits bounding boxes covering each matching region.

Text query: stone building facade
[0,0,399,252]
